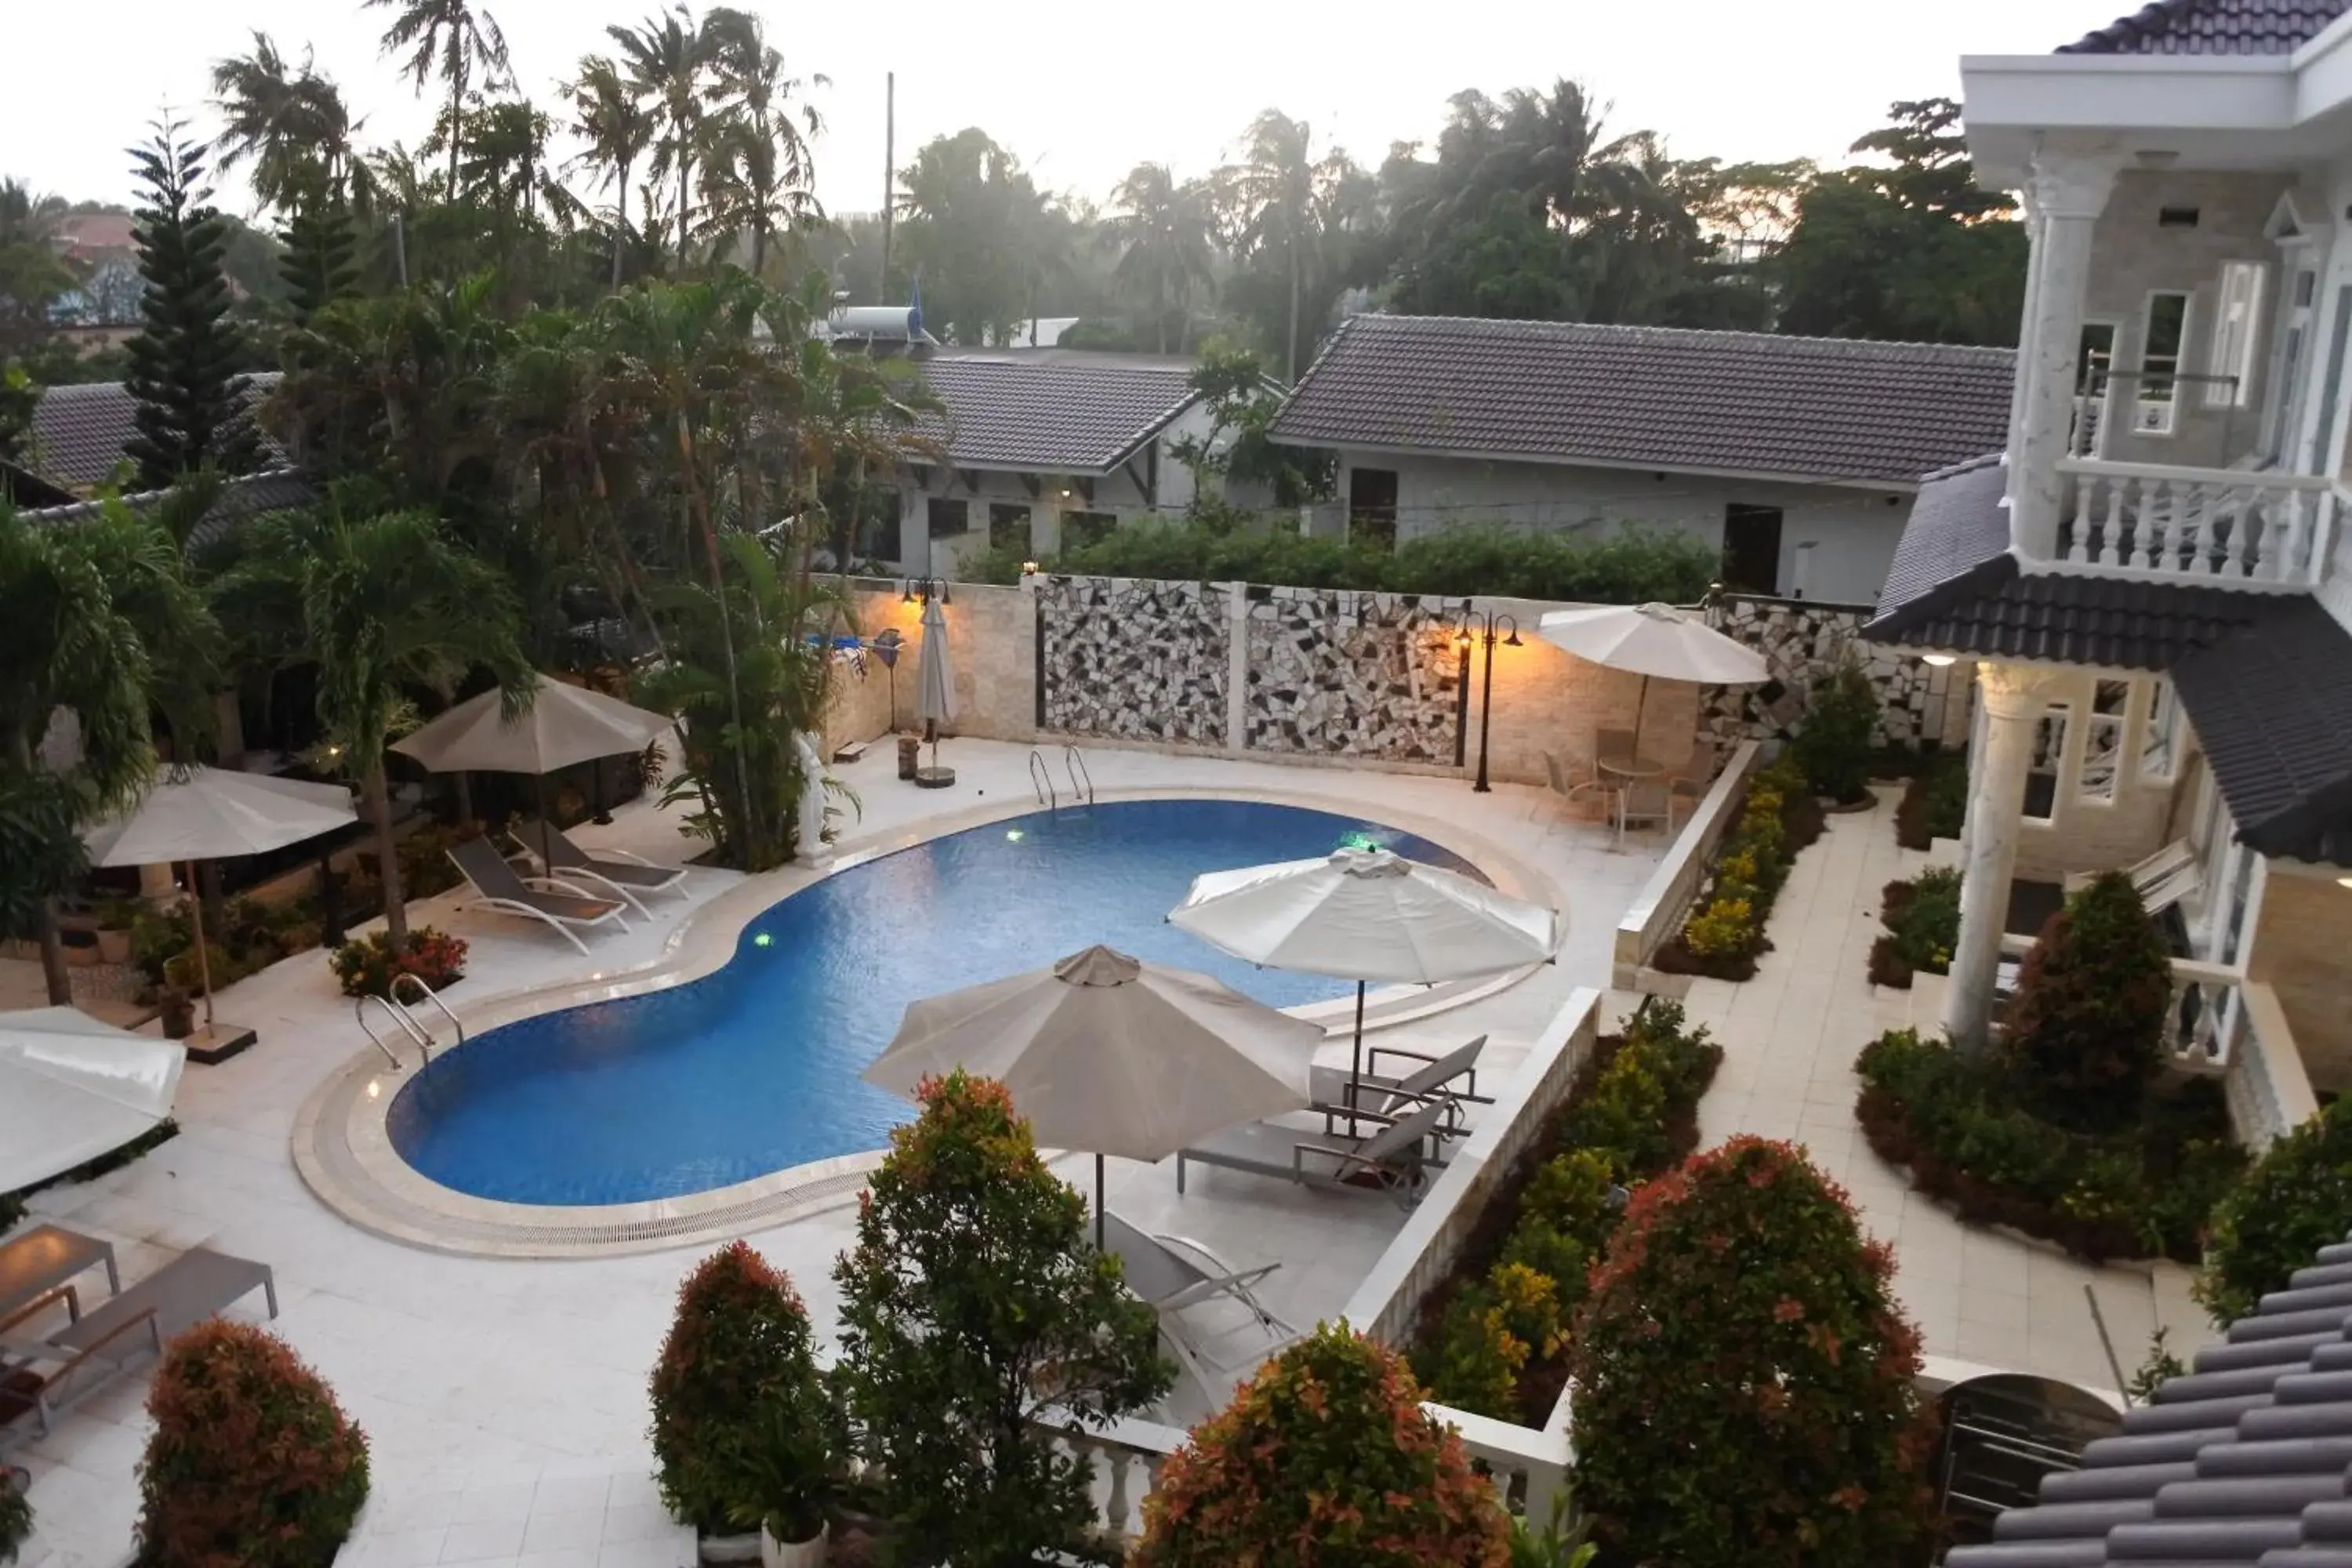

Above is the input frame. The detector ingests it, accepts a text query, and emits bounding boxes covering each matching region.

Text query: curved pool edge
[294,781,1559,1258]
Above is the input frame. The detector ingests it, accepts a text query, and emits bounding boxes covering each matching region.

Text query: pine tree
[124,117,262,490]
[279,176,358,328]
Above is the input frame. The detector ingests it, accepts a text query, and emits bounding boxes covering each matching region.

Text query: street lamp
[902,575,949,605]
[1454,605,1520,793]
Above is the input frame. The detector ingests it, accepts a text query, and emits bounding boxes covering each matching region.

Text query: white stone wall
[1702,594,1971,750]
[1243,587,1465,762]
[1036,577,1229,745]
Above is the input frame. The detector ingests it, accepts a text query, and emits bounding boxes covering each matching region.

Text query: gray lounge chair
[0,1246,276,1446]
[1176,1098,1450,1207]
[448,837,630,955]
[1103,1213,1297,1391]
[0,1226,118,1325]
[1310,1035,1491,1131]
[509,820,689,917]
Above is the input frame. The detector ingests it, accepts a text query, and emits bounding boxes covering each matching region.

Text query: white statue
[792,731,831,864]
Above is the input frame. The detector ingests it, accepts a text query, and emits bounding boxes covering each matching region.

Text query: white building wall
[1345,452,1916,606]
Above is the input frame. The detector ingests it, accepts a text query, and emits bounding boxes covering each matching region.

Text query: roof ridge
[1347,313,2018,363]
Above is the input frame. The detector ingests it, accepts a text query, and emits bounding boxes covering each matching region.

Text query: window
[1062,510,1117,550]
[2075,321,2118,456]
[926,497,970,539]
[2134,291,2192,435]
[1721,505,1784,595]
[2205,261,2268,408]
[2026,702,2070,823]
[2080,681,2129,805]
[1348,467,1399,548]
[2141,680,2179,782]
[987,502,1031,551]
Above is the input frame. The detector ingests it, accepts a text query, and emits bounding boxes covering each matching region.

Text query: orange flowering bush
[1566,1138,1936,1567]
[134,1321,370,1568]
[1134,1323,1511,1567]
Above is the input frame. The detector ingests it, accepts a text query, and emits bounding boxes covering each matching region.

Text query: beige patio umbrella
[912,594,956,788]
[83,767,358,1051]
[390,675,673,862]
[863,944,1320,1246]
[0,1006,186,1190]
[1534,602,1769,758]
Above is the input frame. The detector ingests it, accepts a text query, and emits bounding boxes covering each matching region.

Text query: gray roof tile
[1948,1229,2352,1568]
[20,466,316,553]
[2058,0,2350,54]
[909,350,1201,475]
[28,374,282,488]
[2169,597,2352,863]
[1265,314,2016,486]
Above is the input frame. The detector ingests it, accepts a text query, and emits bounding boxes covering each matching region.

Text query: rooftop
[1265,315,2016,488]
[910,350,1203,475]
[27,374,283,490]
[2057,0,2352,54]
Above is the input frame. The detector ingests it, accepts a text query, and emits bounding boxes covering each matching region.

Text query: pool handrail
[1028,749,1058,810]
[1064,745,1095,805]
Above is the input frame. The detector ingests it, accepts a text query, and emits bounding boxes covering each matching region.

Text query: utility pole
[880,71,895,295]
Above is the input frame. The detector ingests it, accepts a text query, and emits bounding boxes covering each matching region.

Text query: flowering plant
[328,927,467,998]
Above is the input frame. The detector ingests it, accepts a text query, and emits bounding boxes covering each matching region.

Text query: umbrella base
[913,766,956,789]
[180,1020,258,1065]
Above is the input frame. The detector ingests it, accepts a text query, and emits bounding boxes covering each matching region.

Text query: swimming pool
[387,798,1484,1206]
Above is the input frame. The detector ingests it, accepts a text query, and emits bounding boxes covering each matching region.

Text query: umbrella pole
[1095,1152,1105,1250]
[1630,673,1651,763]
[187,861,216,1033]
[1348,978,1367,1137]
[535,775,554,868]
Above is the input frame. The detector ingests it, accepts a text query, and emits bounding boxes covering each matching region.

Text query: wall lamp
[1920,652,1957,668]
[902,576,950,605]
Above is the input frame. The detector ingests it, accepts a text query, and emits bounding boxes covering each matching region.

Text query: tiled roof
[910,350,1202,475]
[1265,315,2016,487]
[1866,553,2275,671]
[2058,0,2351,54]
[1945,1227,2352,1568]
[27,374,282,488]
[19,467,316,554]
[2171,597,2352,862]
[1875,452,2013,615]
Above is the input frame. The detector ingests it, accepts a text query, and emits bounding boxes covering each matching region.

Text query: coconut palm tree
[1109,163,1214,354]
[608,5,720,270]
[209,33,359,215]
[364,0,512,204]
[212,506,531,946]
[1218,111,1346,380]
[566,55,655,288]
[700,11,825,280]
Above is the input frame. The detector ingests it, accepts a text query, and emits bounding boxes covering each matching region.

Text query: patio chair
[1615,776,1675,845]
[1543,750,1613,822]
[1309,1034,1491,1132]
[0,1246,276,1447]
[509,819,689,918]
[1175,1098,1450,1207]
[1665,742,1720,831]
[448,837,630,956]
[1102,1212,1297,1387]
[2063,838,2200,916]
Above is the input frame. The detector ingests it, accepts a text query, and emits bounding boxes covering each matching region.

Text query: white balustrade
[2055,459,2333,586]
[1046,1412,1186,1547]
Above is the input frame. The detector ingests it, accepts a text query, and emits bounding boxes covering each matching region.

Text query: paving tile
[343,1528,448,1567]
[522,1509,607,1553]
[532,1476,612,1517]
[454,1483,542,1526]
[442,1518,528,1560]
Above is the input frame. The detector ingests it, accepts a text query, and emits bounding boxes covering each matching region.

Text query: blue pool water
[387,798,1482,1205]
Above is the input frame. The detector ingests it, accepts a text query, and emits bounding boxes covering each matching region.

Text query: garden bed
[1649,753,1826,982]
[1895,750,1967,851]
[1867,869,1958,989]
[1408,1001,1722,1427]
[1855,1029,2244,1264]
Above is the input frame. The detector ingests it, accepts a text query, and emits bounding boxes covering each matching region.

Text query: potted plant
[158,986,195,1040]
[728,1401,832,1567]
[0,1463,31,1566]
[95,898,140,964]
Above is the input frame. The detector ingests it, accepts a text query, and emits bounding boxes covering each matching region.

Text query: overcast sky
[6,0,2125,218]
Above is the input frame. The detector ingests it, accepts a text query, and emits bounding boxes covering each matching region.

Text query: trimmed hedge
[1856,1029,2244,1264]
[2197,1097,2352,1323]
[2003,871,2172,1133]
[1653,753,1825,982]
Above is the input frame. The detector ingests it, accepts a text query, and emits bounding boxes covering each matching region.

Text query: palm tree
[700,11,825,279]
[212,507,531,946]
[364,0,512,204]
[1219,111,1345,379]
[1109,163,1214,353]
[209,32,359,215]
[608,5,720,270]
[566,55,654,288]
[0,501,220,1003]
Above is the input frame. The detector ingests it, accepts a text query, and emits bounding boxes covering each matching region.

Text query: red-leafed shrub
[134,1320,369,1568]
[1566,1138,1936,1568]
[328,927,466,999]
[2004,871,2172,1131]
[1134,1322,1511,1567]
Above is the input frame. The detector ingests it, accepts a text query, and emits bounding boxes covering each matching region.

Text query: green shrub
[1135,1323,1512,1567]
[328,927,467,999]
[1568,1138,1937,1568]
[2197,1097,2352,1323]
[129,906,194,984]
[2005,872,2172,1131]
[648,1242,829,1535]
[1791,662,1879,804]
[1896,750,1968,851]
[1871,868,1960,986]
[0,1469,27,1566]
[135,1320,369,1567]
[394,821,485,901]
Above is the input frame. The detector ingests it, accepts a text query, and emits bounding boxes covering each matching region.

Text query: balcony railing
[2054,458,2334,588]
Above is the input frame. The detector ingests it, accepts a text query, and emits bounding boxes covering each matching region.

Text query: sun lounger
[0,1226,118,1325]
[0,1245,276,1446]
[1102,1213,1297,1390]
[1176,1098,1450,1207]
[449,837,630,955]
[509,821,689,917]
[1310,1035,1491,1131]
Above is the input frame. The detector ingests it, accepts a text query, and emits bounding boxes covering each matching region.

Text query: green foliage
[833,1072,1170,1567]
[123,117,264,489]
[1165,341,1333,508]
[1791,662,1878,803]
[279,180,360,328]
[1666,756,1820,979]
[1871,866,1960,986]
[1508,1497,1595,1568]
[2128,1327,2187,1405]
[1896,748,1969,850]
[1568,1138,1937,1567]
[648,1242,830,1537]
[1856,1029,2244,1263]
[0,1465,26,1565]
[2005,873,2173,1131]
[2198,1097,2352,1323]
[328,927,467,998]
[135,1319,370,1567]
[1134,1322,1512,1567]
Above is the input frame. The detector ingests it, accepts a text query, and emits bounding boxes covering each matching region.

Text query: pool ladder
[1027,746,1096,810]
[354,972,465,1071]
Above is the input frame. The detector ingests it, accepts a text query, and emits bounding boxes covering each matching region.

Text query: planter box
[700,1530,761,1564]
[762,1521,828,1567]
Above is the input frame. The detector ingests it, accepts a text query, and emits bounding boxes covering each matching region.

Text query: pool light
[1007,829,1025,842]
[753,931,774,947]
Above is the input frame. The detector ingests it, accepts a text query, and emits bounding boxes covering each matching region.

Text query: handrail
[1063,745,1095,805]
[354,993,427,1070]
[1028,749,1058,810]
[2056,455,2333,490]
[389,971,463,1059]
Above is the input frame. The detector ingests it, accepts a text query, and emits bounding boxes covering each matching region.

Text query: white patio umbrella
[84,767,358,1044]
[0,1007,186,1191]
[390,675,673,860]
[1534,601,1769,758]
[1168,847,1563,1116]
[863,944,1320,1246]
[912,594,957,787]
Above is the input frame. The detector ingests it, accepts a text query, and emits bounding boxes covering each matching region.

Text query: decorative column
[1944,663,2061,1055]
[2008,150,2122,560]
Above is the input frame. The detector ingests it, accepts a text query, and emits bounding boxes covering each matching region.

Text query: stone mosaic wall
[1244,588,1463,761]
[1036,576,1229,744]
[1701,594,1969,750]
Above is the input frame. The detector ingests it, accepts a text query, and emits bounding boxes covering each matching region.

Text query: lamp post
[1461,608,1519,793]
[901,575,949,606]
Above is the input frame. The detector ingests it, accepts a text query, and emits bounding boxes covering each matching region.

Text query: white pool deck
[3,747,2214,1568]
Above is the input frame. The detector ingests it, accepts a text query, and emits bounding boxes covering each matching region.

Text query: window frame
[2133,289,2194,436]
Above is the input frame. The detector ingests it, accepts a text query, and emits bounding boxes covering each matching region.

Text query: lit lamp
[1921,652,1957,667]
[1453,604,1520,794]
[1021,560,1040,577]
